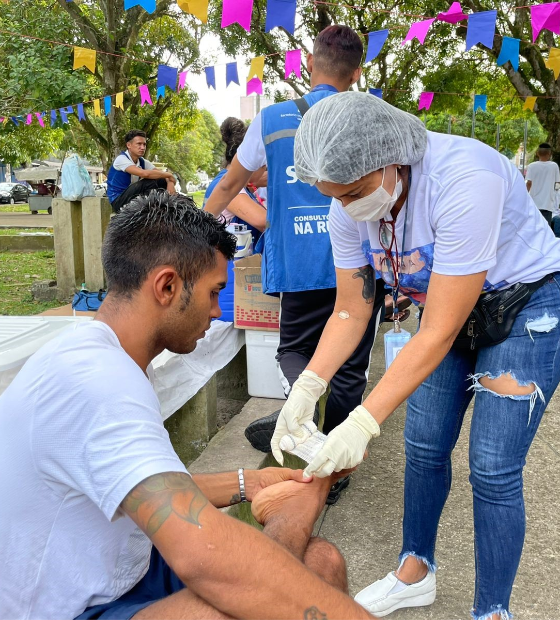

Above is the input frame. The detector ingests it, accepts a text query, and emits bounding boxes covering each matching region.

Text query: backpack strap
[293,97,311,118]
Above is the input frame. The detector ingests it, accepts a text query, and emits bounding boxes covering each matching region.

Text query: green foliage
[151,109,223,183]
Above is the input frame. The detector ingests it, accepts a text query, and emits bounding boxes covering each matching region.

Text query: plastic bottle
[384,323,411,371]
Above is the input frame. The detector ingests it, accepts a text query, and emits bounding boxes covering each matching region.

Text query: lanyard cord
[392,167,412,332]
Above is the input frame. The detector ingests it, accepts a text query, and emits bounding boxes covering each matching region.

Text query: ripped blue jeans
[401,274,560,620]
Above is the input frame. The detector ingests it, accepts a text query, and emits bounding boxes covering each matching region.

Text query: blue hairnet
[294,91,428,185]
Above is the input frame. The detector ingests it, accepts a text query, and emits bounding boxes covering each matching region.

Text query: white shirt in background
[526,160,560,212]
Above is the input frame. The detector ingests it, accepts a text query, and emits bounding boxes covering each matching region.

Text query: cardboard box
[234,254,280,331]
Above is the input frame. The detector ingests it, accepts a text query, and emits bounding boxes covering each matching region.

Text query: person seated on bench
[0,190,375,620]
[107,128,176,213]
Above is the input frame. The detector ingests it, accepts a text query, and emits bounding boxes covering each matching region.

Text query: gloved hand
[303,405,381,478]
[270,370,328,465]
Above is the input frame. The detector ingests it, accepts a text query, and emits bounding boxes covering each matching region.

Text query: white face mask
[344,167,402,222]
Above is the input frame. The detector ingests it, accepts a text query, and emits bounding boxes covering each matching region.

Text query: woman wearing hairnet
[271,91,560,619]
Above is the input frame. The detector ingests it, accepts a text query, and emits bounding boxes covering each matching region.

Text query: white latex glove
[270,370,328,465]
[303,405,380,478]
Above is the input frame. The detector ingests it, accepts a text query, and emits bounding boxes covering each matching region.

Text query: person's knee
[304,537,348,592]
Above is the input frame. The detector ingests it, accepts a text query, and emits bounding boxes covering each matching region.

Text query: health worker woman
[272,91,560,620]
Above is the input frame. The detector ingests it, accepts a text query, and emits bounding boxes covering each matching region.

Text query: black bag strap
[294,97,311,118]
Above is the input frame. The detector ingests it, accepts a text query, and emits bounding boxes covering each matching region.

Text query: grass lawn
[0,250,60,315]
[0,204,30,213]
[190,191,205,208]
[0,228,52,236]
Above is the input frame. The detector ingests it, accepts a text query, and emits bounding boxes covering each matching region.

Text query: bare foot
[251,475,334,527]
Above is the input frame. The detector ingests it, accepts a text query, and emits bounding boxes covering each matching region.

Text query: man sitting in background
[107,129,176,213]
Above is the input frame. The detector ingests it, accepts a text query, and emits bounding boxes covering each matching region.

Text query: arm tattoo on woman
[303,607,328,620]
[352,265,375,304]
[122,472,208,537]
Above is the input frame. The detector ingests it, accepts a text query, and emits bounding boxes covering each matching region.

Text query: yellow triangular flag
[177,0,208,23]
[73,47,96,73]
[115,92,124,110]
[93,99,101,117]
[523,96,537,111]
[247,56,265,82]
[545,48,560,79]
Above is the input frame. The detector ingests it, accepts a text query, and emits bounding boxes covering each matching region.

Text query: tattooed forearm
[303,607,328,620]
[122,472,208,536]
[352,265,375,304]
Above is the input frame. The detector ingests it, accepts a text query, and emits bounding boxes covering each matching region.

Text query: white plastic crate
[245,329,286,400]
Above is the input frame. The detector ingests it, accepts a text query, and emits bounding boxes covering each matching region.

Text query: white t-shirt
[526,160,560,212]
[0,321,188,619]
[236,112,266,172]
[330,131,560,305]
[112,150,155,184]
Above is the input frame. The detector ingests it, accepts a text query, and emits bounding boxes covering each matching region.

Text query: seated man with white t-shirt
[0,191,374,620]
[107,128,176,213]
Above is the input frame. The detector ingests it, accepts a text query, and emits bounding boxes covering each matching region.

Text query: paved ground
[0,211,52,228]
[318,321,559,619]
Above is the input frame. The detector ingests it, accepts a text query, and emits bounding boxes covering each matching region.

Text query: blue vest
[107,151,146,203]
[260,86,337,294]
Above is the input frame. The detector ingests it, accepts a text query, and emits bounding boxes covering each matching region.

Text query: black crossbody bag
[452,273,553,351]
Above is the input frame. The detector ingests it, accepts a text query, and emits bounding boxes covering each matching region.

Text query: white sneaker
[354,571,436,617]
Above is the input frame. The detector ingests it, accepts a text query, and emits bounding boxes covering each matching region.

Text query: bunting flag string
[497,37,520,72]
[265,0,297,34]
[285,49,301,79]
[221,0,254,31]
[177,0,209,22]
[365,30,389,63]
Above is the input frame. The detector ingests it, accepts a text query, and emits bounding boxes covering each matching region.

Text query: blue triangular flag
[474,94,487,112]
[156,86,166,100]
[65,106,74,114]
[10,116,19,126]
[104,96,111,116]
[265,0,296,34]
[157,64,178,90]
[365,30,389,63]
[368,88,383,98]
[59,108,69,123]
[466,10,497,51]
[496,36,520,72]
[124,0,155,13]
[226,62,239,86]
[77,103,85,121]
[205,66,216,90]
[50,110,57,126]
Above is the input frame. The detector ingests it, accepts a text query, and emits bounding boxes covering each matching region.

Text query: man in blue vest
[205,26,385,504]
[107,129,176,213]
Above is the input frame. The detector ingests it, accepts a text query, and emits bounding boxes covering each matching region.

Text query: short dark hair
[124,129,147,144]
[102,191,236,299]
[313,25,363,80]
[220,117,247,165]
[539,143,552,149]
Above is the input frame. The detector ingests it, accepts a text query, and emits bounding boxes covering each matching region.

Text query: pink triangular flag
[437,2,467,24]
[221,0,254,31]
[284,49,301,79]
[139,84,153,106]
[531,3,560,42]
[247,77,263,96]
[35,112,45,127]
[178,70,188,91]
[402,18,435,45]
[25,113,33,125]
[418,92,434,111]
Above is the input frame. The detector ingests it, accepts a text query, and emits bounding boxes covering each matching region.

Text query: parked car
[0,183,30,204]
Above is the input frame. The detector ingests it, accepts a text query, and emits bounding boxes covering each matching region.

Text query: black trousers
[540,209,553,226]
[276,282,385,434]
[111,178,167,213]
